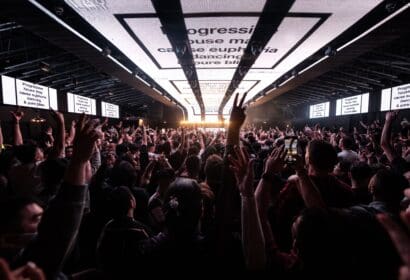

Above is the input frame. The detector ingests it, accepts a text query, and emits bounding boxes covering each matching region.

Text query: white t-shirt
[337,149,359,163]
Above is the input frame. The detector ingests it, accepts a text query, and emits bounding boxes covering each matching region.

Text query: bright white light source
[54,0,384,120]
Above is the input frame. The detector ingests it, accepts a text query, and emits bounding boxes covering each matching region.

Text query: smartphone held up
[284,137,298,163]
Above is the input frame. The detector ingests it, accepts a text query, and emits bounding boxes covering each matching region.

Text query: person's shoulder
[287,174,299,185]
[329,175,353,198]
[330,174,351,187]
[148,192,160,204]
[278,175,300,199]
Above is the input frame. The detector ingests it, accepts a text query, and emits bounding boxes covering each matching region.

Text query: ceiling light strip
[107,55,132,74]
[299,55,329,75]
[28,0,102,52]
[337,3,410,52]
[218,0,296,116]
[152,0,205,119]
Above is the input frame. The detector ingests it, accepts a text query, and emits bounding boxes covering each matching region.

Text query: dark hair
[0,149,15,175]
[341,137,354,150]
[14,143,38,164]
[160,142,171,157]
[0,196,41,233]
[116,143,129,157]
[296,207,400,278]
[155,168,175,180]
[163,178,202,237]
[295,208,351,277]
[110,160,138,188]
[308,140,338,172]
[39,158,67,188]
[371,169,408,206]
[201,146,218,162]
[129,143,139,153]
[350,162,373,182]
[186,155,200,177]
[168,151,184,171]
[108,186,134,219]
[188,145,199,157]
[204,154,223,183]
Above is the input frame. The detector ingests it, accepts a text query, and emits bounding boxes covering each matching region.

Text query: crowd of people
[1,93,410,279]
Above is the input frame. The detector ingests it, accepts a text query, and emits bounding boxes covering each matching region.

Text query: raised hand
[10,109,24,122]
[11,109,24,145]
[229,145,255,197]
[0,259,45,280]
[71,114,100,164]
[45,126,53,136]
[264,145,286,175]
[102,117,108,127]
[385,111,399,123]
[292,154,306,174]
[229,92,248,128]
[94,119,105,139]
[50,110,64,124]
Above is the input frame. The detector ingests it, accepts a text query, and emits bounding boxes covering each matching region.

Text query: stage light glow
[32,0,385,120]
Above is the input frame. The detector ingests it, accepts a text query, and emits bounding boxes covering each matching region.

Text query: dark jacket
[18,182,87,279]
[97,216,150,277]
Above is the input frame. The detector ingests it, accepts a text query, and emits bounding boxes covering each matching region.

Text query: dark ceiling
[0,20,159,115]
[1,0,409,122]
[272,32,410,108]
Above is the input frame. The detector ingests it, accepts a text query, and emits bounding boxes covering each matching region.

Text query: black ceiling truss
[0,20,156,110]
[248,1,409,107]
[151,0,205,120]
[274,33,410,107]
[217,0,296,118]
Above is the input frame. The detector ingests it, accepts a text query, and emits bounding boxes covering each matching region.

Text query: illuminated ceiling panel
[62,0,383,120]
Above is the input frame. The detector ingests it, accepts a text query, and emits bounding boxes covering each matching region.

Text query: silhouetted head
[369,169,408,208]
[204,154,223,184]
[0,196,43,234]
[186,155,200,179]
[339,137,354,150]
[108,186,136,219]
[110,160,138,188]
[163,178,202,238]
[306,140,338,173]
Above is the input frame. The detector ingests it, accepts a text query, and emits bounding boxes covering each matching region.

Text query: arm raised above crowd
[255,146,287,249]
[293,155,325,209]
[11,109,24,146]
[20,114,99,279]
[66,120,76,146]
[381,111,400,162]
[226,93,247,150]
[229,146,266,270]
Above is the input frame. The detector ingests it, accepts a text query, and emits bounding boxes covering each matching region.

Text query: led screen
[309,101,329,119]
[1,75,16,105]
[381,83,410,111]
[1,75,58,110]
[67,92,96,115]
[101,101,120,118]
[335,93,369,116]
[58,0,382,120]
